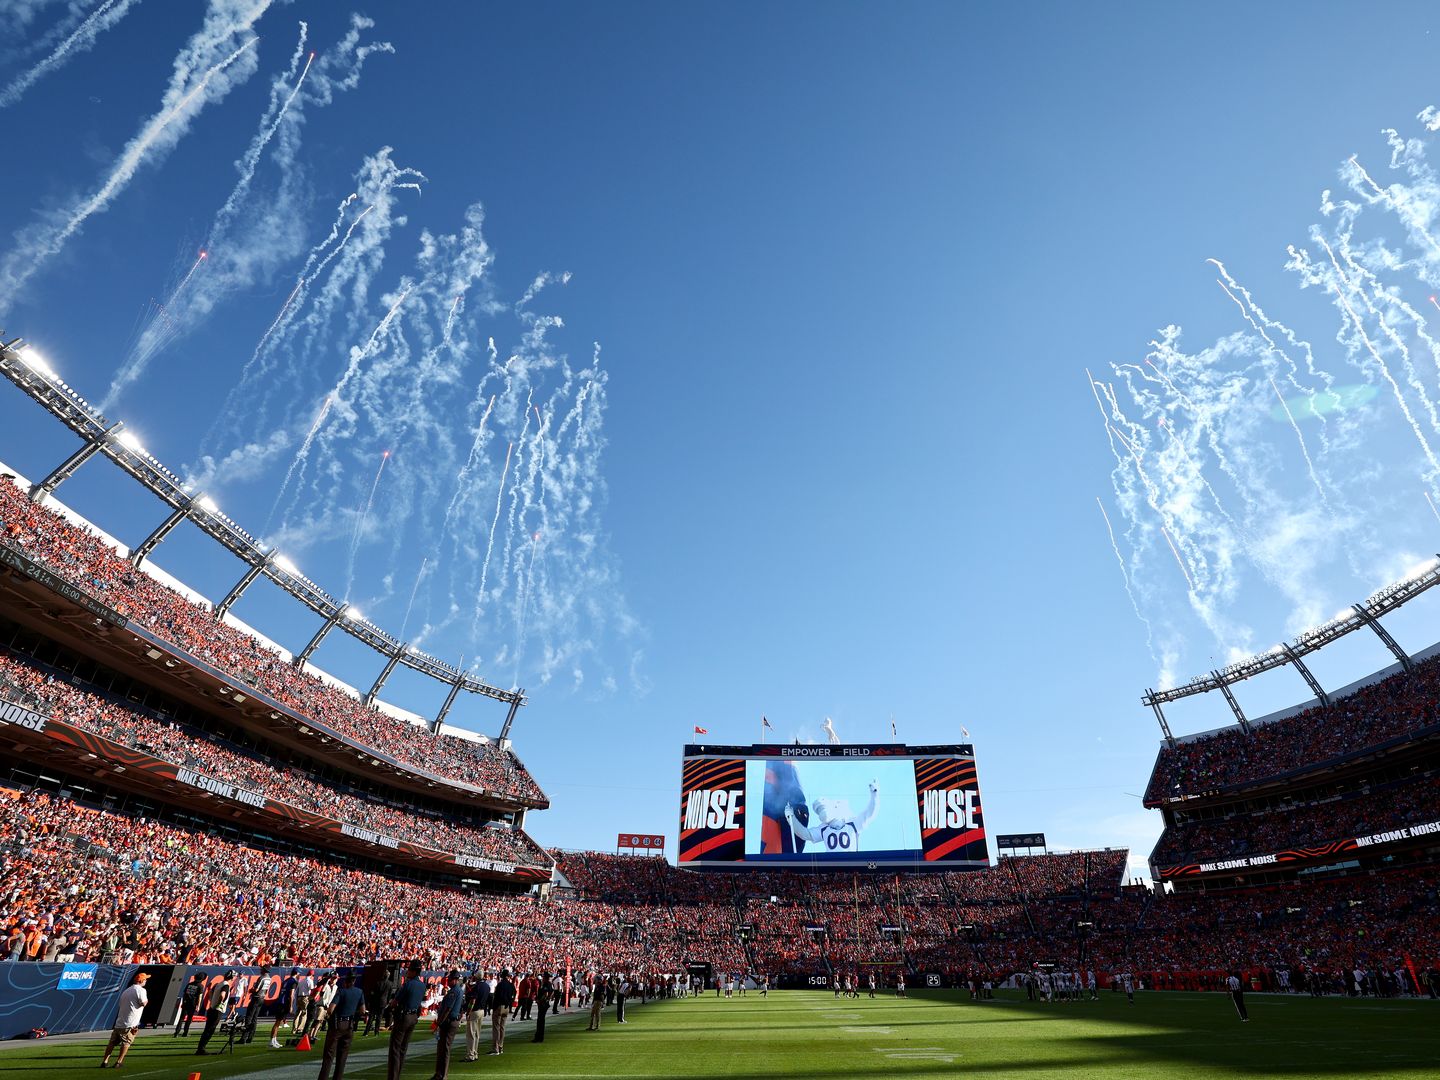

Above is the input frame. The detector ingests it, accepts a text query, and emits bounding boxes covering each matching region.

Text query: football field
[3,989,1435,1079]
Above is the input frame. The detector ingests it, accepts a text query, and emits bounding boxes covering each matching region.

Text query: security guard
[317,971,366,1080]
[432,970,465,1079]
[533,972,552,1043]
[387,960,427,1080]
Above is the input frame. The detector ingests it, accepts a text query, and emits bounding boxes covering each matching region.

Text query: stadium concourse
[1,468,1439,1057]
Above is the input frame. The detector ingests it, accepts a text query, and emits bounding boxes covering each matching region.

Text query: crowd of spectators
[1147,651,1440,802]
[1,789,674,972]
[3,786,1436,987]
[1151,775,1439,866]
[1107,866,1440,989]
[0,653,549,868]
[0,479,544,803]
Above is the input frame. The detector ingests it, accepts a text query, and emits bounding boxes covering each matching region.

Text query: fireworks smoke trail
[475,440,514,622]
[274,284,410,528]
[1346,154,1440,258]
[0,0,141,109]
[497,390,536,594]
[123,18,391,415]
[100,246,210,410]
[510,402,552,668]
[398,557,429,640]
[173,248,209,297]
[0,1,267,299]
[1268,374,1330,508]
[1159,525,1196,592]
[207,25,313,242]
[264,392,332,533]
[344,449,390,600]
[1208,257,1343,455]
[441,393,497,542]
[1431,295,1440,316]
[1155,414,1245,534]
[207,197,373,449]
[1427,490,1440,527]
[444,294,463,344]
[1323,262,1440,477]
[512,530,544,682]
[206,192,356,439]
[1329,236,1440,435]
[1096,496,1156,656]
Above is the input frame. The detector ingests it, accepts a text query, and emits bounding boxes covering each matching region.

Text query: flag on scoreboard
[694,725,707,735]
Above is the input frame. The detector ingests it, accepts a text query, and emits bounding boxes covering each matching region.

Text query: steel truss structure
[0,336,524,734]
[1141,556,1440,745]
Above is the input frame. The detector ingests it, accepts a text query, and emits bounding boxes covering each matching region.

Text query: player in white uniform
[784,780,880,853]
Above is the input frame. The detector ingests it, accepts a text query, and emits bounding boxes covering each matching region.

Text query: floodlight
[196,495,219,514]
[17,345,57,381]
[345,607,363,622]
[116,430,145,454]
[274,554,300,575]
[1406,558,1439,581]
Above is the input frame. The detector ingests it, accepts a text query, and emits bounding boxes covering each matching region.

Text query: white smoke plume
[0,0,141,109]
[100,15,393,411]
[1102,101,1440,691]
[0,0,273,305]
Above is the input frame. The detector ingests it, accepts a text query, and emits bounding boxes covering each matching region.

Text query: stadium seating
[1150,774,1438,868]
[1146,651,1440,803]
[0,478,544,803]
[0,652,548,867]
[3,784,1435,990]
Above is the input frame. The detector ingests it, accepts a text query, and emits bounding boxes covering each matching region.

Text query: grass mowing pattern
[1,990,1435,1078]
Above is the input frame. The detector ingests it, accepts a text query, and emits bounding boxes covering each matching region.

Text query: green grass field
[2,990,1435,1079]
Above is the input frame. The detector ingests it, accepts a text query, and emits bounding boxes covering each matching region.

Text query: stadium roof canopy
[1140,556,1440,744]
[0,335,524,734]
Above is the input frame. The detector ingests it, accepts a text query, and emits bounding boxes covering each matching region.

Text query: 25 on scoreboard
[677,743,986,870]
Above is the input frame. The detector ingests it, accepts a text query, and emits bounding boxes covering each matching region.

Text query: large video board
[677,743,986,870]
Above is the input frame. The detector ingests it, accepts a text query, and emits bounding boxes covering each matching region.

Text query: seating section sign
[1157,818,1440,877]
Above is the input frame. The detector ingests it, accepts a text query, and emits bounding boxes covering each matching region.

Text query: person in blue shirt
[490,970,516,1055]
[463,973,491,1062]
[387,960,427,1080]
[317,971,366,1080]
[430,970,465,1079]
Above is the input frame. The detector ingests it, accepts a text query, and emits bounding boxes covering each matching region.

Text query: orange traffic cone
[296,1034,312,1052]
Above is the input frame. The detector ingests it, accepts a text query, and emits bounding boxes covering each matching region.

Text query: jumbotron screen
[678,743,987,870]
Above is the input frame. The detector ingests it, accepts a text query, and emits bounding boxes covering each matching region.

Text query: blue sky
[5,1,1440,875]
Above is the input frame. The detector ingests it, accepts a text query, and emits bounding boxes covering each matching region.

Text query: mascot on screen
[784,779,879,853]
[760,761,811,854]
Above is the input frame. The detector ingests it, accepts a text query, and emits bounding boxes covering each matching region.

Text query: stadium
[1,4,1438,1080]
